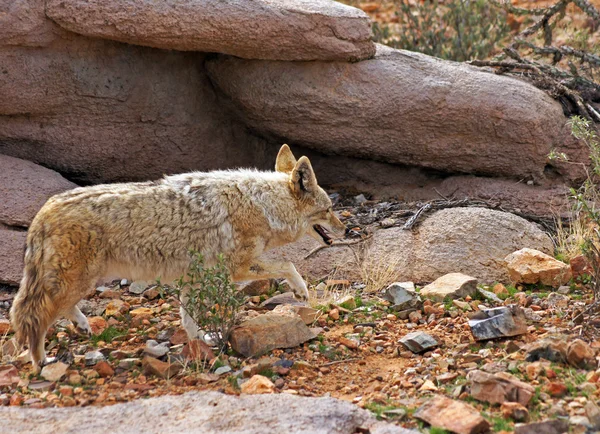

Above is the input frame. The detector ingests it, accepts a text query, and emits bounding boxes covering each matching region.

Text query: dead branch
[319,358,360,367]
[303,235,373,260]
[471,0,600,122]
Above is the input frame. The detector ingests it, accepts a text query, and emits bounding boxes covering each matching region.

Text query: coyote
[10,145,346,371]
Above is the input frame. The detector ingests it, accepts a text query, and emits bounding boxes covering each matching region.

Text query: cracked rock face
[45,0,375,61]
[0,391,417,434]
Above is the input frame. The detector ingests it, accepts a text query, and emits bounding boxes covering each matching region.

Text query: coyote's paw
[41,356,57,366]
[76,323,92,336]
[289,283,309,302]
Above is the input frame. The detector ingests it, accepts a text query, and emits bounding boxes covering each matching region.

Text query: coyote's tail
[10,225,53,365]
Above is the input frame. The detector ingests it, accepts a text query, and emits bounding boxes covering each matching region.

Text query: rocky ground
[0,197,599,434]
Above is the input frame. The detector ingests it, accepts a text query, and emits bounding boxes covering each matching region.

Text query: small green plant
[443,297,455,311]
[429,427,451,434]
[318,342,344,361]
[91,326,127,346]
[227,374,241,391]
[490,416,513,432]
[168,252,245,352]
[363,402,406,420]
[374,0,510,62]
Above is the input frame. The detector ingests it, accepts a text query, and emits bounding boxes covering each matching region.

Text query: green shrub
[169,252,245,352]
[373,0,510,61]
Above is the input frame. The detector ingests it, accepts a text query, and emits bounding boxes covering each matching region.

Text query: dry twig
[303,235,373,260]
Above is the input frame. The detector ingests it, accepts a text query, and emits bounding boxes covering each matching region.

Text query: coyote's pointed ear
[290,156,318,196]
[275,144,297,174]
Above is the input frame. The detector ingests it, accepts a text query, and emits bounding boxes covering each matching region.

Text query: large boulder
[0,391,415,434]
[206,45,584,182]
[267,207,553,284]
[46,0,375,62]
[0,229,26,286]
[0,35,272,184]
[0,155,76,227]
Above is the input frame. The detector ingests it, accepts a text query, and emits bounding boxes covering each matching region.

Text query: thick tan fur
[10,145,345,371]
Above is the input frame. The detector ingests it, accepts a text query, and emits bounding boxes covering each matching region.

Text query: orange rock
[105,300,130,317]
[359,2,379,13]
[493,283,509,297]
[94,361,115,378]
[546,382,568,397]
[142,356,181,379]
[468,370,535,406]
[415,395,490,434]
[326,279,350,287]
[567,339,596,370]
[0,319,13,335]
[242,279,272,296]
[339,337,359,350]
[182,339,215,362]
[501,401,529,422]
[9,394,23,406]
[169,328,189,345]
[130,307,153,317]
[88,316,107,335]
[328,309,340,321]
[570,255,592,278]
[240,375,275,394]
[505,248,571,287]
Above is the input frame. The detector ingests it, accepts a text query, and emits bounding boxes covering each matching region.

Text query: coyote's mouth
[314,225,333,245]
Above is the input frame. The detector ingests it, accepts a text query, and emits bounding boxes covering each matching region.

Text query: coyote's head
[276,145,346,246]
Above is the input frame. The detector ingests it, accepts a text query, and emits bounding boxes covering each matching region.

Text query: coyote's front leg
[233,260,309,301]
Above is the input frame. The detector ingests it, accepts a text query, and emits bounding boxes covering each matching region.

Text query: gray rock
[468,305,528,340]
[570,416,591,428]
[585,401,600,429]
[399,331,439,354]
[128,281,148,295]
[522,308,542,322]
[0,391,416,434]
[156,329,175,343]
[477,288,503,305]
[214,366,232,376]
[84,350,106,366]
[46,0,374,62]
[265,208,554,285]
[354,194,368,205]
[143,340,170,358]
[117,358,141,370]
[525,337,568,363]
[542,292,570,309]
[0,229,27,286]
[514,419,569,434]
[383,282,422,311]
[260,292,307,310]
[27,381,54,392]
